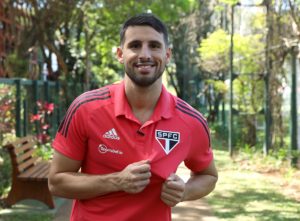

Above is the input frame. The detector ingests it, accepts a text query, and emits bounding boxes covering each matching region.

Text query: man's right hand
[118,160,151,194]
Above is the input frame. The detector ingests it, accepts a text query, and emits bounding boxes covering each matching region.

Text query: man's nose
[139,45,151,60]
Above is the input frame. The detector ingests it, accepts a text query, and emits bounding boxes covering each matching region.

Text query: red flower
[42,124,50,130]
[30,114,41,122]
[37,133,50,144]
[36,101,43,108]
[44,102,54,114]
[0,104,11,112]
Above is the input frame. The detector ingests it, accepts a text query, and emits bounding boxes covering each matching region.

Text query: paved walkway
[53,163,218,221]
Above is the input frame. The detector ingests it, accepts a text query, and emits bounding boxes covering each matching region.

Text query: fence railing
[0,78,85,138]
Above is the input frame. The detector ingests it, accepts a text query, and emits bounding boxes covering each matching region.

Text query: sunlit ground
[207,149,300,221]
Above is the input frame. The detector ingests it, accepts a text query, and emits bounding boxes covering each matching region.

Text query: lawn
[1,143,299,221]
[0,213,52,221]
[207,148,300,221]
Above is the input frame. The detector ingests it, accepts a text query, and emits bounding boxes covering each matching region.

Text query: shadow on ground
[172,198,218,221]
[0,197,65,221]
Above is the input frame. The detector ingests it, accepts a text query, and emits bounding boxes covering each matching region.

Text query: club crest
[155,130,180,154]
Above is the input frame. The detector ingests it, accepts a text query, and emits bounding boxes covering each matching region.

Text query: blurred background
[0,0,299,220]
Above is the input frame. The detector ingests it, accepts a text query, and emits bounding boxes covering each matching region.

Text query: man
[48,13,218,221]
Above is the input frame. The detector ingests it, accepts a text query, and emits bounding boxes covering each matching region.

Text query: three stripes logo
[103,128,120,140]
[155,130,180,155]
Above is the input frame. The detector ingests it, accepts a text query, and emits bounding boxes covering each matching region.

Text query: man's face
[117,26,171,87]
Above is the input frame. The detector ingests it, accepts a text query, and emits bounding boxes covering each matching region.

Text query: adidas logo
[103,128,120,140]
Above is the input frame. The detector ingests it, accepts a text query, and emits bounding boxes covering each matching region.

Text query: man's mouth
[135,62,155,67]
[134,62,156,73]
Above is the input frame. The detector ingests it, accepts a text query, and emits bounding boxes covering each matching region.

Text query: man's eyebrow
[126,40,163,45]
[127,40,141,45]
[149,40,162,46]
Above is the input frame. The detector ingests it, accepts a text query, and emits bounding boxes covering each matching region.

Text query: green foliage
[233,34,265,74]
[34,142,53,161]
[92,66,121,85]
[149,0,195,22]
[0,133,17,198]
[249,11,266,31]
[0,213,52,221]
[218,0,240,6]
[199,29,229,57]
[209,79,227,94]
[0,147,12,198]
[3,0,298,160]
[198,29,265,75]
[4,53,29,78]
[210,122,228,141]
[0,85,16,196]
[233,75,264,114]
[198,29,229,74]
[0,85,15,141]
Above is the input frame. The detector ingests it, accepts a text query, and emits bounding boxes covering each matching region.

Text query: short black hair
[120,13,169,46]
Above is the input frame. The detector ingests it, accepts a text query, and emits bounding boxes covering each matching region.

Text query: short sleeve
[184,120,213,172]
[52,99,88,161]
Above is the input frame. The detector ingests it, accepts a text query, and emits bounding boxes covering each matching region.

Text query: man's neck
[124,77,162,124]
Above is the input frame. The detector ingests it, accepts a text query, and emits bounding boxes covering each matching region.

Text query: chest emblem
[155,130,180,155]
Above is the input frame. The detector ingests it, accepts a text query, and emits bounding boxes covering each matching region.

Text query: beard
[124,65,165,87]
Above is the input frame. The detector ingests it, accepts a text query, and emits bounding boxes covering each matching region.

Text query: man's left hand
[160,173,185,207]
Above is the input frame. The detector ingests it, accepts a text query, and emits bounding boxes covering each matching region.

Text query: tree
[263,0,294,150]
[164,0,217,108]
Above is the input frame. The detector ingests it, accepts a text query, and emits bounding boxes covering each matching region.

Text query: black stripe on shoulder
[58,115,66,133]
[177,100,209,128]
[59,88,110,136]
[176,103,211,146]
[62,95,111,137]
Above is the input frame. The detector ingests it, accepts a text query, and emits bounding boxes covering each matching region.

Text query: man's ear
[166,48,172,64]
[116,47,124,63]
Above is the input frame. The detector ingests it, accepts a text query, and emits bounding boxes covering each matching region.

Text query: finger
[161,197,175,207]
[160,192,178,207]
[162,186,184,199]
[162,183,184,195]
[167,173,184,183]
[131,172,151,182]
[167,173,177,181]
[161,191,177,202]
[129,180,150,193]
[131,159,151,166]
[136,171,151,180]
[132,164,151,174]
[166,180,184,190]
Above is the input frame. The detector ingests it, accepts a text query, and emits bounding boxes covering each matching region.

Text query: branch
[165,67,180,96]
[288,0,300,34]
[43,41,68,75]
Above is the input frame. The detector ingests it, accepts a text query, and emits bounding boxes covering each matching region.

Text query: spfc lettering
[155,130,180,154]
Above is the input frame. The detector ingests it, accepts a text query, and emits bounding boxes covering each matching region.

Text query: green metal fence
[0,78,85,138]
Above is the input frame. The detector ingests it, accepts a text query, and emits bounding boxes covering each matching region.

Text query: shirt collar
[113,81,174,120]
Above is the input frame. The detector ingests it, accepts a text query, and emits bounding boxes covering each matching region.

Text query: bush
[0,85,15,143]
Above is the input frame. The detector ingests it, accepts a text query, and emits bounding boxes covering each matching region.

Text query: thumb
[167,173,177,182]
[132,159,150,166]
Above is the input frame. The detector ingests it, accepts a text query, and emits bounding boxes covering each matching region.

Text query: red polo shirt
[52,81,213,221]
